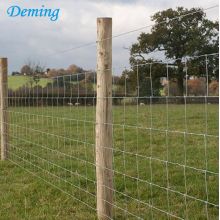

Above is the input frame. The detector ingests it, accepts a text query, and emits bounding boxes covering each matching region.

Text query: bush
[209,81,219,96]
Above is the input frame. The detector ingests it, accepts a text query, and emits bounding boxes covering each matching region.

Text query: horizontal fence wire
[45,4,219,57]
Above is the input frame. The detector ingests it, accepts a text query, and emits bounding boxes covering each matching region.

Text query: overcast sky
[0,0,219,74]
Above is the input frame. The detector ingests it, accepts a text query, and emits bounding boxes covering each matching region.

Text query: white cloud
[0,0,218,73]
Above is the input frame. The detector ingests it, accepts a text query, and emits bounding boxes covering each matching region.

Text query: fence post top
[97,17,112,21]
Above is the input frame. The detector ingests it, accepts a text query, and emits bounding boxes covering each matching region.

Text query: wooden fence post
[96,17,113,220]
[0,58,8,160]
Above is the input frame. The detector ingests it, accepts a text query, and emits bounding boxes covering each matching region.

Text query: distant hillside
[8,76,52,90]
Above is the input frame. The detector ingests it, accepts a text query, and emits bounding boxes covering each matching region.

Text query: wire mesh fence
[3,52,218,219]
[7,72,98,213]
[0,5,219,220]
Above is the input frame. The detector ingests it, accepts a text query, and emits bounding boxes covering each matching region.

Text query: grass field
[8,76,52,90]
[0,104,218,219]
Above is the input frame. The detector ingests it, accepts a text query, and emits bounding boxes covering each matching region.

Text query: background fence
[0,8,219,220]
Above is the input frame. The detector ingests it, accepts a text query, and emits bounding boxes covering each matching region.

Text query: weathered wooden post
[0,58,8,160]
[96,18,113,220]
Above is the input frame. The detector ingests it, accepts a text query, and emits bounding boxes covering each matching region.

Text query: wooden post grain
[96,17,113,220]
[0,58,8,160]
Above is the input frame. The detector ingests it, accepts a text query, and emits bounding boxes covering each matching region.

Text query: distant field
[0,104,218,219]
[8,76,52,90]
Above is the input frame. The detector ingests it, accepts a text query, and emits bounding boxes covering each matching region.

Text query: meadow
[8,76,52,90]
[0,103,218,220]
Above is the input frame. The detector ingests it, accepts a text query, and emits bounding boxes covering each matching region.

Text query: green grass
[0,104,218,219]
[8,76,52,90]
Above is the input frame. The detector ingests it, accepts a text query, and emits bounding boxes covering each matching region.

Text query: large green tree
[130,7,219,96]
[119,59,168,98]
